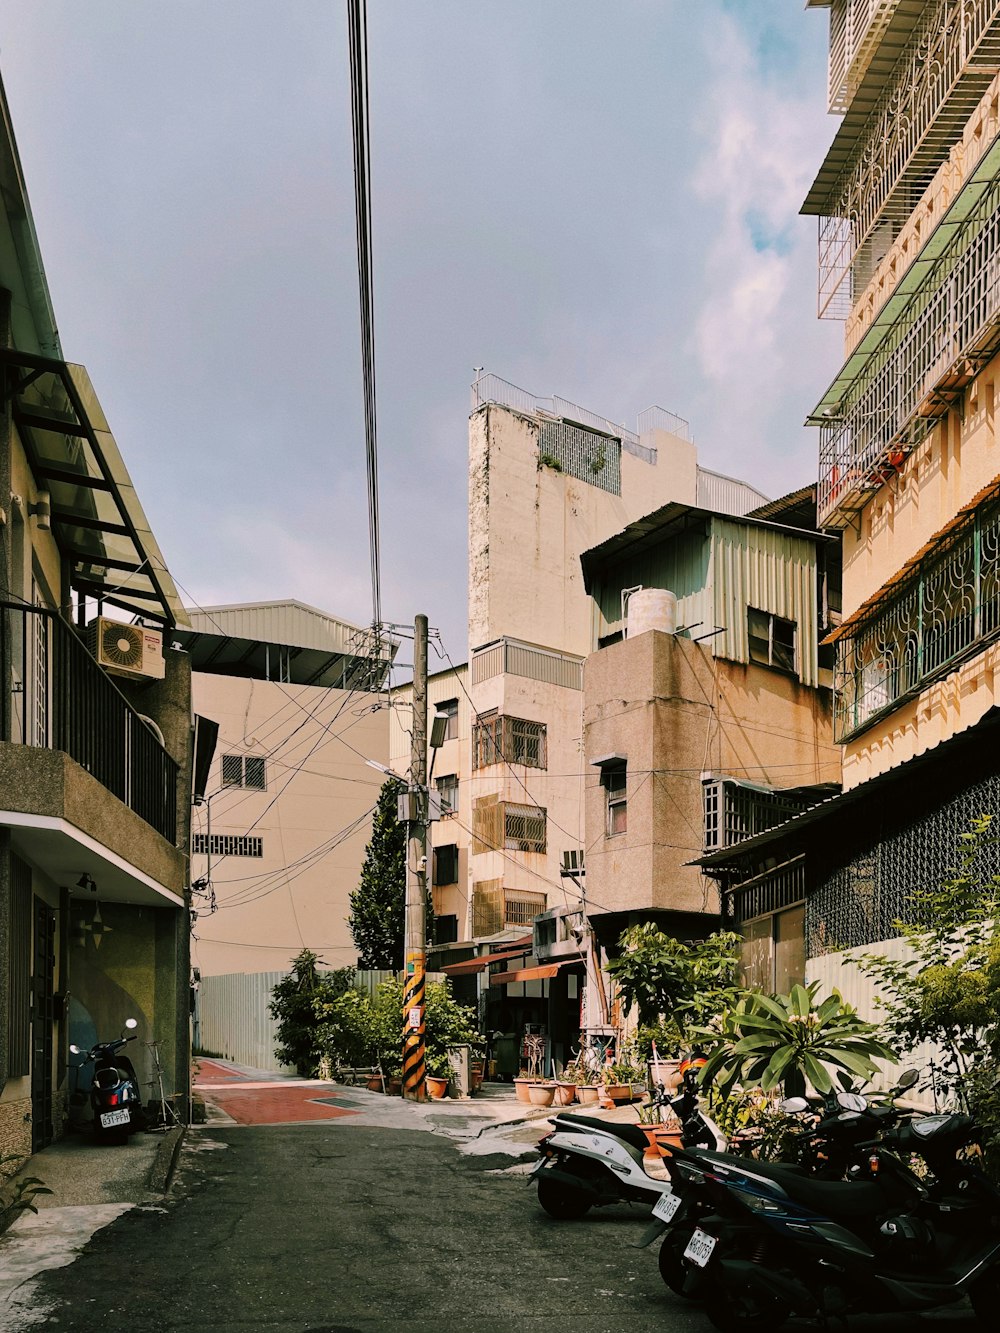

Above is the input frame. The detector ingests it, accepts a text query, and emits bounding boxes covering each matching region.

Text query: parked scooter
[529,1052,726,1220]
[70,1019,144,1143]
[668,1106,1000,1330]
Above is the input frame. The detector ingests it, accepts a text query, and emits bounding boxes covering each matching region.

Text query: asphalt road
[10,1122,710,1333]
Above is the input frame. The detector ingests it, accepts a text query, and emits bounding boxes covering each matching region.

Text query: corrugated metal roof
[184,600,374,655]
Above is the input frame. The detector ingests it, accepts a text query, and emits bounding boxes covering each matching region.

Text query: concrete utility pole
[402,613,428,1100]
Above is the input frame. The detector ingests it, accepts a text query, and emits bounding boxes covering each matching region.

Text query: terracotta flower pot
[576,1084,600,1105]
[641,1125,684,1156]
[387,1077,402,1096]
[513,1077,536,1104]
[527,1082,556,1107]
[603,1083,631,1104]
[366,1074,384,1093]
[551,1081,576,1106]
[426,1074,449,1099]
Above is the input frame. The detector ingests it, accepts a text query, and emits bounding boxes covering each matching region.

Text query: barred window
[504,802,546,853]
[472,713,546,769]
[748,608,796,675]
[221,754,267,790]
[192,834,263,858]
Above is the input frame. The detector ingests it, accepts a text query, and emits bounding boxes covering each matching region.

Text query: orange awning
[439,937,532,976]
[489,960,581,986]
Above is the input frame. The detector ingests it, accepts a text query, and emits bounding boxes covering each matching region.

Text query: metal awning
[1,348,187,628]
[489,960,581,986]
[439,937,533,976]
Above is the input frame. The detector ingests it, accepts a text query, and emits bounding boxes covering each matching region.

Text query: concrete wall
[190,672,389,976]
[583,630,839,919]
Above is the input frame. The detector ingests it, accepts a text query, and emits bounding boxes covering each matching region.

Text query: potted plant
[696,982,898,1098]
[635,1098,683,1154]
[425,1051,452,1099]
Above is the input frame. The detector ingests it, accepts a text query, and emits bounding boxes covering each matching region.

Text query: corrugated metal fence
[196,969,394,1073]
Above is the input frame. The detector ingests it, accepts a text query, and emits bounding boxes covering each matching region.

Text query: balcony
[1,602,178,842]
[702,778,830,853]
[829,482,1000,740]
[471,879,547,937]
[813,130,1000,526]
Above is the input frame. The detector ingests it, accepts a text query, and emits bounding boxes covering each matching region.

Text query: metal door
[31,899,56,1152]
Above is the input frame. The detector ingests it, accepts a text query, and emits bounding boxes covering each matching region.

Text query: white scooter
[529,1053,726,1220]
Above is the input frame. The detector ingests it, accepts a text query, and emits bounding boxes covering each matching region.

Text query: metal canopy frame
[1,348,186,627]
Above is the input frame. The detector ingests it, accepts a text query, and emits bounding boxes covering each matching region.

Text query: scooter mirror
[69,1044,81,1055]
[896,1068,919,1091]
[837,1092,867,1112]
[779,1097,809,1113]
[124,1018,138,1031]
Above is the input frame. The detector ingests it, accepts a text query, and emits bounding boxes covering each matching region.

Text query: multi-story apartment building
[702,2,1000,1002]
[178,600,394,978]
[1,72,194,1156]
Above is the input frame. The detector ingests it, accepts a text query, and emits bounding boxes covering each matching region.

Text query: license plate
[100,1109,130,1128]
[652,1190,682,1223]
[683,1228,717,1267]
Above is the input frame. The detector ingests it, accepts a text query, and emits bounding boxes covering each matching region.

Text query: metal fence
[1,601,178,842]
[196,968,394,1073]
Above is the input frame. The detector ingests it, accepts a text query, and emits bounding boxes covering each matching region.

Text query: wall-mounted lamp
[76,873,97,893]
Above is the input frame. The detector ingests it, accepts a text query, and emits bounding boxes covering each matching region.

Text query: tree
[268,949,354,1076]
[349,779,406,969]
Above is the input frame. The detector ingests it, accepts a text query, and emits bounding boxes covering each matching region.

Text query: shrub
[268,950,354,1075]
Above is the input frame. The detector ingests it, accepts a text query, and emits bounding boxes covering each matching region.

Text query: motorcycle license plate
[683,1228,717,1267]
[100,1109,130,1128]
[652,1190,682,1223]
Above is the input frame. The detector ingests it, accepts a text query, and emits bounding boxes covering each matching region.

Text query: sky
[0,1,844,668]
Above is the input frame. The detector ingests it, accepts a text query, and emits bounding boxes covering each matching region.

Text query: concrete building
[580,492,841,991]
[178,601,393,977]
[701,3,1000,1004]
[1,71,194,1157]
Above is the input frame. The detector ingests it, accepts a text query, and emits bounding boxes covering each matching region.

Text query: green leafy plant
[348,779,407,969]
[538,452,563,472]
[606,926,744,1052]
[1,1154,52,1231]
[697,982,897,1097]
[269,951,355,1076]
[857,815,1000,1107]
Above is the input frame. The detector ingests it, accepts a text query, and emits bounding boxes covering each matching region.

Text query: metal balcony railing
[703,778,825,853]
[832,486,1000,740]
[1,602,178,842]
[811,0,1000,317]
[815,132,1000,525]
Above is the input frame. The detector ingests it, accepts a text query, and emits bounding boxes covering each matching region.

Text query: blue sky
[0,1,843,663]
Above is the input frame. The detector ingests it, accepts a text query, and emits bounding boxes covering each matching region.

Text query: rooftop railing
[1,602,178,843]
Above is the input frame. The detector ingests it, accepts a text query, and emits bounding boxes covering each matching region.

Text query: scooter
[670,1107,1000,1330]
[70,1018,144,1142]
[529,1052,727,1220]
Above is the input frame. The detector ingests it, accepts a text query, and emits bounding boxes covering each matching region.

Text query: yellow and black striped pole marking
[402,950,426,1100]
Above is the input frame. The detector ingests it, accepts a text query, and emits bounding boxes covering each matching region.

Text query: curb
[147,1126,185,1193]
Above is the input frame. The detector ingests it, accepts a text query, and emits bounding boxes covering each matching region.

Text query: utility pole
[401,613,428,1100]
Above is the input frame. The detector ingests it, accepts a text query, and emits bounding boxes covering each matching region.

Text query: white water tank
[626,588,677,639]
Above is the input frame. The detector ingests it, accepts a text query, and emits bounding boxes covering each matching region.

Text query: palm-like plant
[697,981,897,1097]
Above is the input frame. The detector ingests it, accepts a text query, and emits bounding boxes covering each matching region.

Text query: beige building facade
[179,601,392,977]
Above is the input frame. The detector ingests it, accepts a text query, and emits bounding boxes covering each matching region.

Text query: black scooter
[71,1018,145,1143]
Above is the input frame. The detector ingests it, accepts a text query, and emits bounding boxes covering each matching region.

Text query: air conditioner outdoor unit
[88,617,165,680]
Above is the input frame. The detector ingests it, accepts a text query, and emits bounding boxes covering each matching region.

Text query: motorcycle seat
[689,1149,895,1219]
[551,1112,650,1153]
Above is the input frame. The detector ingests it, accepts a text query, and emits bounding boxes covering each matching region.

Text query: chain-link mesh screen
[807,770,1000,956]
[539,420,621,495]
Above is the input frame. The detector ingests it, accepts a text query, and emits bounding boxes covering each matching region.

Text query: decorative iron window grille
[504,802,547,853]
[807,769,1000,956]
[221,754,267,790]
[192,834,263,858]
[816,149,1000,525]
[472,713,547,769]
[538,420,622,495]
[471,880,544,934]
[833,491,1000,740]
[504,890,547,927]
[703,780,826,852]
[729,857,806,923]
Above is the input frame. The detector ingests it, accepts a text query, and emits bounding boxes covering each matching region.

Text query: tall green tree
[349,779,406,969]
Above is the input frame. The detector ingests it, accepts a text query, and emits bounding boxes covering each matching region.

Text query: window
[433,843,459,886]
[437,698,459,740]
[472,713,547,769]
[192,834,263,858]
[604,766,627,836]
[435,773,458,815]
[503,802,547,853]
[221,754,267,790]
[748,608,796,674]
[741,904,805,993]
